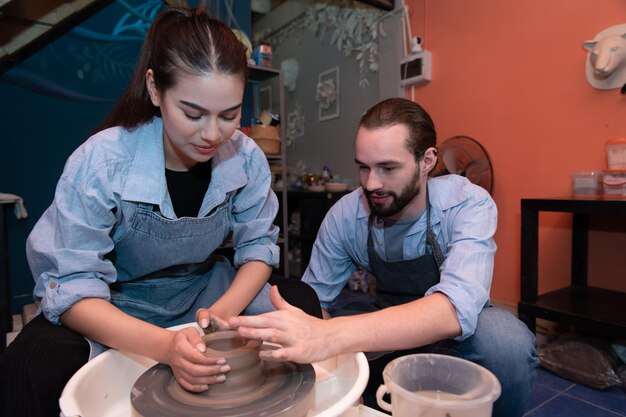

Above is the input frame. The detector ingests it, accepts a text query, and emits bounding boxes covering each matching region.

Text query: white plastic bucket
[376,354,501,417]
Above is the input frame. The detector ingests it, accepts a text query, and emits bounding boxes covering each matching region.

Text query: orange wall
[406,0,626,306]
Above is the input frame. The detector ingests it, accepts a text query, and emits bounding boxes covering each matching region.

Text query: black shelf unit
[276,190,349,278]
[518,197,626,339]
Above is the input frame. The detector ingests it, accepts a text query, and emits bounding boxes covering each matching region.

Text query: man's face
[355,124,425,220]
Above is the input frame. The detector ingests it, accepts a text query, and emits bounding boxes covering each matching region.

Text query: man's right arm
[229,286,461,364]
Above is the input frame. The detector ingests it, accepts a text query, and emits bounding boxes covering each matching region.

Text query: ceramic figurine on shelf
[322,165,331,183]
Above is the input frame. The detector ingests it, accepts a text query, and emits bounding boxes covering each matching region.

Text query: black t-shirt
[165,161,212,218]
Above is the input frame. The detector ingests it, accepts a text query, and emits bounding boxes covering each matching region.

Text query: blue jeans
[363,306,539,417]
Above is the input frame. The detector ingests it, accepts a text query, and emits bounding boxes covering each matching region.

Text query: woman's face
[146,70,245,171]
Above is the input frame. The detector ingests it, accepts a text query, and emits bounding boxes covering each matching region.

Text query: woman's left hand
[163,326,230,392]
[196,309,230,334]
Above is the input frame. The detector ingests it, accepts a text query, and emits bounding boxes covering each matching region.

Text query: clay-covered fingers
[195,309,230,334]
[167,328,231,392]
[172,361,231,392]
[239,324,288,346]
[258,346,291,363]
[229,313,287,331]
[229,313,288,337]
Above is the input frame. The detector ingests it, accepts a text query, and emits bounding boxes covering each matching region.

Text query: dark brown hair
[359,97,437,162]
[99,6,248,130]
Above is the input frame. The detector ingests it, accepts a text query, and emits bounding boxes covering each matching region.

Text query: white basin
[59,324,369,417]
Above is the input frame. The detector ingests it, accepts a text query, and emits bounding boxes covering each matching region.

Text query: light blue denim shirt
[27,117,279,324]
[302,175,497,340]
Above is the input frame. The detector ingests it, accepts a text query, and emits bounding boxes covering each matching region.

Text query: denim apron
[367,193,445,309]
[88,199,272,358]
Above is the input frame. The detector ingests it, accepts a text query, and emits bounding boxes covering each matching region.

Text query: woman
[0,6,320,417]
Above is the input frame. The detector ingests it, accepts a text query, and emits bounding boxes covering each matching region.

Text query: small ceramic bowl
[325,182,349,192]
[308,184,326,192]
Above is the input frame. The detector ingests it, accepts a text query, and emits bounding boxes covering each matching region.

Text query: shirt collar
[427,175,469,211]
[122,119,248,218]
[197,131,247,216]
[211,129,247,193]
[122,118,167,206]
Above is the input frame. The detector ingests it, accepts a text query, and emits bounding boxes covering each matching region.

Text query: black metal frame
[518,197,626,339]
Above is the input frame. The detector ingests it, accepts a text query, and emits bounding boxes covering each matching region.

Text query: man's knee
[473,307,539,374]
[471,308,539,417]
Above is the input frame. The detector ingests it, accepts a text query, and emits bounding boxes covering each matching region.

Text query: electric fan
[432,136,494,194]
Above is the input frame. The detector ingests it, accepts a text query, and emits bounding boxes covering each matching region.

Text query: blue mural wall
[0,0,251,314]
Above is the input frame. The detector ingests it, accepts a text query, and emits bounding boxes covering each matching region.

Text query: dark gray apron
[367,192,445,309]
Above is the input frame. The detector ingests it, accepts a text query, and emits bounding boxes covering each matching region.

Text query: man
[229,98,538,417]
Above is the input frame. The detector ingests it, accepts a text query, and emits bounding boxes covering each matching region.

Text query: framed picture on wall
[317,66,340,121]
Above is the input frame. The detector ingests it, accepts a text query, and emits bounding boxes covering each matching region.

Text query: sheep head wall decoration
[582,23,626,93]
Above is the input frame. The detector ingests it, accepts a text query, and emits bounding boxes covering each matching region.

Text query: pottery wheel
[131,332,316,417]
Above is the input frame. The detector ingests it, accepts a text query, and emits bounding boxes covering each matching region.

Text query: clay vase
[131,329,316,417]
[200,330,265,398]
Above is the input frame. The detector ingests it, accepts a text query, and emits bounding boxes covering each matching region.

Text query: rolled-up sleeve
[28,160,118,325]
[231,148,279,268]
[425,192,497,340]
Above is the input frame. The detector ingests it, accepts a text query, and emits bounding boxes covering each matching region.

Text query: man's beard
[365,170,421,219]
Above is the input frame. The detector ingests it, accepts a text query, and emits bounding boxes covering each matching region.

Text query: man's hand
[228,286,335,364]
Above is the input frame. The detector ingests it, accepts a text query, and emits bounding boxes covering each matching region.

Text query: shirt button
[49,281,57,289]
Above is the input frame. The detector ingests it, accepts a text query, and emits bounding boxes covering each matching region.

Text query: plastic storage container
[602,170,626,196]
[572,171,601,195]
[605,138,626,170]
[376,353,501,417]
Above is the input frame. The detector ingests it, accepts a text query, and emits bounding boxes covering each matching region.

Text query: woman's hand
[162,326,231,392]
[228,286,334,364]
[196,309,230,334]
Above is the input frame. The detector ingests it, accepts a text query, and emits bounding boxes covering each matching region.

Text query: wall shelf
[278,190,349,278]
[245,65,290,277]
